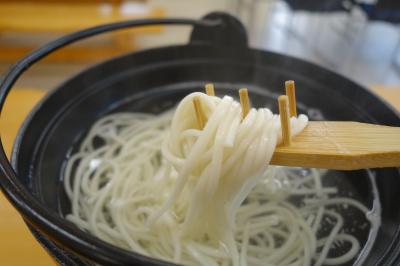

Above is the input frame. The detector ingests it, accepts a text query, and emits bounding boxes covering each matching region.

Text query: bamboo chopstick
[193,96,206,129]
[285,80,297,117]
[239,88,250,119]
[278,95,291,146]
[205,83,215,96]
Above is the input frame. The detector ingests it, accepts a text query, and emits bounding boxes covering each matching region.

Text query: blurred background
[0,1,399,265]
[0,0,399,90]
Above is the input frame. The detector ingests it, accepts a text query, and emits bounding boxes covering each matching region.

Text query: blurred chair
[284,0,400,81]
[358,0,400,23]
[283,0,348,12]
[0,0,164,62]
[267,0,354,67]
[351,0,400,75]
[234,0,400,84]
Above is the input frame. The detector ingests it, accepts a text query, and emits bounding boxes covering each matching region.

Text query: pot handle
[0,16,221,227]
[190,12,248,48]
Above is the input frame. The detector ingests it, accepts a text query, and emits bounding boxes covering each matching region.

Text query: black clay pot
[1,12,400,266]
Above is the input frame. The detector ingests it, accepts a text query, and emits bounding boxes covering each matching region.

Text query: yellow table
[0,86,399,265]
[0,2,165,62]
[0,89,53,266]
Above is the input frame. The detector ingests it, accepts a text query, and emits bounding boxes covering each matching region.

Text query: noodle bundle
[64,92,374,266]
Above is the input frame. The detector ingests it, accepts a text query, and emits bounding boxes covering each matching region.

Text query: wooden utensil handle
[271,121,400,170]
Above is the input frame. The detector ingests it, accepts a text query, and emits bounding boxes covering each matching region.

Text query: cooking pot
[0,12,400,266]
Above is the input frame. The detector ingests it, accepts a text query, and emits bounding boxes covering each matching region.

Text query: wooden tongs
[194,82,400,170]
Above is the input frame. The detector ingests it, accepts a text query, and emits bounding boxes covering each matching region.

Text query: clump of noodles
[149,93,308,248]
[64,92,374,266]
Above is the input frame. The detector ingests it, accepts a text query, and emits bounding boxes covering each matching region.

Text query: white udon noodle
[64,92,370,266]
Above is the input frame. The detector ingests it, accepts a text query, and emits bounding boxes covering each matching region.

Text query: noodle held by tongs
[194,82,400,170]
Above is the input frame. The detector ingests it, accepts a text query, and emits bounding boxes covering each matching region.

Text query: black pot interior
[12,43,400,265]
